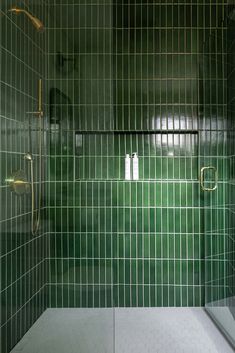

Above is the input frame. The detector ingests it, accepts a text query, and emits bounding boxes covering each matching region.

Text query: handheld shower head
[9,7,44,32]
[24,153,33,162]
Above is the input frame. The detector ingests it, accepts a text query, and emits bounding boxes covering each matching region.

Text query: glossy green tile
[44,1,230,320]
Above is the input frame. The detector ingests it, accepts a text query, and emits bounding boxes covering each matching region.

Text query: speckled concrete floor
[11,308,234,353]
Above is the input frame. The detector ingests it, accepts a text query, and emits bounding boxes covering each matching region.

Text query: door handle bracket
[200,166,218,192]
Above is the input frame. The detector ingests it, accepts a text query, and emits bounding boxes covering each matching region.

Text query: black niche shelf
[75,130,199,135]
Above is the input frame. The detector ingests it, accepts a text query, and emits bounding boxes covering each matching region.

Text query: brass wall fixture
[24,152,41,236]
[5,170,30,195]
[25,79,44,236]
[200,166,218,192]
[27,79,43,117]
[8,7,44,32]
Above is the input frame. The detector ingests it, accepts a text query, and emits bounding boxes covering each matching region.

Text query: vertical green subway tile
[45,0,229,321]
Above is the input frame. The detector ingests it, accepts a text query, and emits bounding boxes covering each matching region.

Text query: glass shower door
[202,26,235,347]
[48,0,115,351]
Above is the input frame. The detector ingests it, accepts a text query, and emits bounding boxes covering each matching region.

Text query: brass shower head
[9,7,44,32]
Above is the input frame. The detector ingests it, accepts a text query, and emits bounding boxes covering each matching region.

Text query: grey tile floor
[11,308,235,353]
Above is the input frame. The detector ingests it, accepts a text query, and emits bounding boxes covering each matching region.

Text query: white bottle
[125,154,131,180]
[132,153,139,180]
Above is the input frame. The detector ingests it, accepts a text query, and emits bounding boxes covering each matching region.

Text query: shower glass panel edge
[203,16,235,348]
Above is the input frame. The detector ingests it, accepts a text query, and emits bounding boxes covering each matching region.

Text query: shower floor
[10,308,234,353]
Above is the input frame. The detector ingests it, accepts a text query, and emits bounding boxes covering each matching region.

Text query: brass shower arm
[8,7,44,32]
[9,8,29,15]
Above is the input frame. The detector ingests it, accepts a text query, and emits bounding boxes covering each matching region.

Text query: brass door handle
[200,166,218,191]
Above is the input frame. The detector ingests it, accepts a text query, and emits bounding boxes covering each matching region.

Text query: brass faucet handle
[5,170,31,195]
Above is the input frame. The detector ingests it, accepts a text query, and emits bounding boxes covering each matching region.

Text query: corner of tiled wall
[0,1,49,352]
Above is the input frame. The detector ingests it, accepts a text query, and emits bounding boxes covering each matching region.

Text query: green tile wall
[47,0,115,307]
[1,1,232,351]
[0,1,49,352]
[47,0,229,309]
